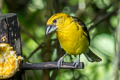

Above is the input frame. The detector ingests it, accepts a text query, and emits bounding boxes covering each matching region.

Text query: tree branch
[22,62,84,70]
[88,7,118,31]
[26,39,57,61]
[26,43,44,60]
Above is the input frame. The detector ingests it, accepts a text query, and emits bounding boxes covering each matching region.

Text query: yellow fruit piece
[0,43,23,79]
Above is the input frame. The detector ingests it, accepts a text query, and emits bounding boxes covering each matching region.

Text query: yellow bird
[46,13,102,68]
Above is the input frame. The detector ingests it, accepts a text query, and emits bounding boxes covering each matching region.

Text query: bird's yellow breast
[56,20,89,55]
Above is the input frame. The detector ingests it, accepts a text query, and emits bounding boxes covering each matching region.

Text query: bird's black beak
[46,25,57,35]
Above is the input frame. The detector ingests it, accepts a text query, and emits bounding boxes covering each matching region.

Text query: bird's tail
[84,49,102,62]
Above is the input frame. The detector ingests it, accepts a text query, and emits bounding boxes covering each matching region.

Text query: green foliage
[1,0,118,80]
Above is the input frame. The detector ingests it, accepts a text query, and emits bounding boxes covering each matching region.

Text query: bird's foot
[57,57,64,68]
[73,59,80,68]
[57,54,67,68]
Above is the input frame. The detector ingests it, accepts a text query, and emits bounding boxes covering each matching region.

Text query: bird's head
[46,13,70,35]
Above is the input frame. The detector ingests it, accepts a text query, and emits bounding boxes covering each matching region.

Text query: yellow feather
[57,19,89,55]
[47,13,89,55]
[46,13,102,62]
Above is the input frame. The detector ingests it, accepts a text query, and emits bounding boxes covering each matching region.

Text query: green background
[0,0,119,80]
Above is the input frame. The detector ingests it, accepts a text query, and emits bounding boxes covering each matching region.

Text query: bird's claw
[73,60,80,68]
[57,54,67,68]
[57,57,64,68]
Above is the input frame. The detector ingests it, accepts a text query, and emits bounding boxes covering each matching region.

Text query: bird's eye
[53,19,57,23]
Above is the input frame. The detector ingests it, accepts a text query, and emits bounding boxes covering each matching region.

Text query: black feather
[72,16,90,45]
[72,16,102,62]
[84,49,102,62]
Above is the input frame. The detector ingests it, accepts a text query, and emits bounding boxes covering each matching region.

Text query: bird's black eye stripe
[53,19,57,23]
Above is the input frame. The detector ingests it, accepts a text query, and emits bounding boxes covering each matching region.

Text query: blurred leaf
[91,33,115,57]
[94,0,111,9]
[2,2,8,13]
[110,15,118,28]
[68,0,79,5]
[22,38,38,57]
[29,0,44,10]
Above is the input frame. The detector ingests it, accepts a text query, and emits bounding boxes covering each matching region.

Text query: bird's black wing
[72,16,102,62]
[72,16,90,44]
[84,49,102,62]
